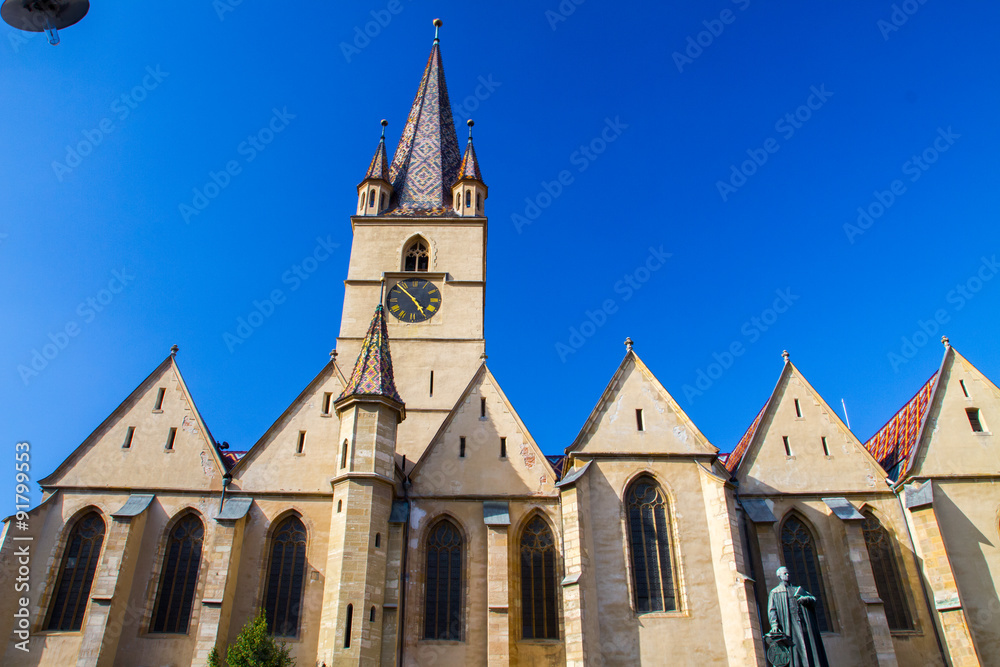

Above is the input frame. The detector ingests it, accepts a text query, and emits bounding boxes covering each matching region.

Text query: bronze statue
[766,567,829,667]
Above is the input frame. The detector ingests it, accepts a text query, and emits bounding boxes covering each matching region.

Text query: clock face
[387,279,441,322]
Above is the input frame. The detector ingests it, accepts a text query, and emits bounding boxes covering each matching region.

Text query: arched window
[368,189,375,207]
[861,511,913,631]
[379,191,385,211]
[625,477,676,612]
[150,514,204,634]
[264,515,307,637]
[465,190,471,208]
[404,239,429,272]
[520,516,558,639]
[424,519,462,640]
[45,512,105,630]
[476,192,482,211]
[781,515,831,632]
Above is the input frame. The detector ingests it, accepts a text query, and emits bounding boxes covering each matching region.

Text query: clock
[387,278,441,322]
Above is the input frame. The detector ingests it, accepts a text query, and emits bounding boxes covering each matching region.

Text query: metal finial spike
[467,119,474,140]
[380,119,388,138]
[941,336,950,347]
[433,18,442,42]
[782,350,790,362]
[330,349,338,362]
[170,344,179,356]
[624,337,634,352]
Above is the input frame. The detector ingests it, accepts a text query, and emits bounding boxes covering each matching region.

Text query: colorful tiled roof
[388,41,461,214]
[363,134,390,183]
[864,372,937,479]
[545,455,565,481]
[726,402,768,473]
[337,305,404,405]
[220,450,247,471]
[457,137,483,182]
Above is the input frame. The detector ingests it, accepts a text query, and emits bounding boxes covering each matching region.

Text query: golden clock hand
[396,284,426,314]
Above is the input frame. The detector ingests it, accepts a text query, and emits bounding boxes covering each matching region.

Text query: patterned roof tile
[363,135,390,183]
[726,402,768,473]
[457,138,483,182]
[863,372,937,479]
[337,305,404,405]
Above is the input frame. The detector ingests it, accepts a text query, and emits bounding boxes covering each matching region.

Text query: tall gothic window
[781,515,831,632]
[424,520,462,640]
[150,514,204,634]
[404,239,429,272]
[520,516,558,639]
[45,512,105,631]
[861,511,913,631]
[264,515,307,637]
[625,477,676,612]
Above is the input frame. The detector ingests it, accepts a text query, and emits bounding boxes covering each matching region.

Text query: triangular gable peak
[904,345,1000,480]
[567,350,716,457]
[733,360,888,495]
[39,354,227,491]
[230,360,347,493]
[409,364,556,497]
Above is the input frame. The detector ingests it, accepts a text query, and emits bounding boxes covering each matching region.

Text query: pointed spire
[337,305,404,405]
[388,19,461,213]
[363,120,391,183]
[457,119,484,182]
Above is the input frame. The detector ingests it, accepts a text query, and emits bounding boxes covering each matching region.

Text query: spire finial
[433,18,442,43]
[467,118,474,140]
[330,349,338,362]
[782,350,790,362]
[941,335,950,348]
[170,344,179,357]
[380,119,388,139]
[625,337,634,352]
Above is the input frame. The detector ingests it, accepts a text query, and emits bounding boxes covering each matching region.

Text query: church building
[3,21,1000,667]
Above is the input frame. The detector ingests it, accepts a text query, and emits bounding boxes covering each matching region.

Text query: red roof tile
[726,402,768,473]
[863,372,937,479]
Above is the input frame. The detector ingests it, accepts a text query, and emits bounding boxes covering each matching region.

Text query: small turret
[357,120,393,216]
[452,119,487,217]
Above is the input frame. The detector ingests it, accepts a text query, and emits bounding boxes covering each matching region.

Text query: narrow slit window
[429,371,434,398]
[341,439,349,469]
[960,380,969,397]
[297,431,306,454]
[165,427,177,450]
[636,409,644,431]
[344,604,353,648]
[821,436,830,457]
[122,426,135,449]
[379,192,385,211]
[782,436,792,456]
[154,387,165,410]
[480,397,486,418]
[967,408,984,432]
[337,500,342,513]
[322,392,332,415]
[375,533,381,548]
[459,436,466,458]
[370,606,376,622]
[794,399,802,418]
[500,437,507,458]
[368,189,375,207]
[477,192,482,210]
[465,189,471,207]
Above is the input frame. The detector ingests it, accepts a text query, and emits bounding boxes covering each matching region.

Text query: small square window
[967,408,985,433]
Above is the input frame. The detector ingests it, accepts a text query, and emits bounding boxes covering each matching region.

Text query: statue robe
[767,583,829,667]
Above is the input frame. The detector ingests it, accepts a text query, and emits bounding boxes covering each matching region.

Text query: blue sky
[3,1,999,516]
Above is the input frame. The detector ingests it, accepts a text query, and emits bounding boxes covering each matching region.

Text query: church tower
[336,19,487,463]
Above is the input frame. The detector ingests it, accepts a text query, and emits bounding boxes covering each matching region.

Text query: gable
[569,352,716,456]
[410,365,556,497]
[736,364,887,495]
[39,357,226,491]
[907,349,1000,478]
[231,361,346,493]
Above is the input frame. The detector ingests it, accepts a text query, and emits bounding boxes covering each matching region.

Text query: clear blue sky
[3,1,999,516]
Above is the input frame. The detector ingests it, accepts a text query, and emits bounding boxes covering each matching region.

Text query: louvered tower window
[404,239,429,272]
[264,516,307,637]
[861,511,913,631]
[625,477,676,612]
[150,515,204,633]
[46,512,105,630]
[520,516,558,639]
[424,520,463,640]
[780,515,831,631]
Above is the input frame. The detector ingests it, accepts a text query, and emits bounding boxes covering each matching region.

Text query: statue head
[777,566,790,583]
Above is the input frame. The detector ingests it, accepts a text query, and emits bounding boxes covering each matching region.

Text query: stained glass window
[626,478,676,612]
